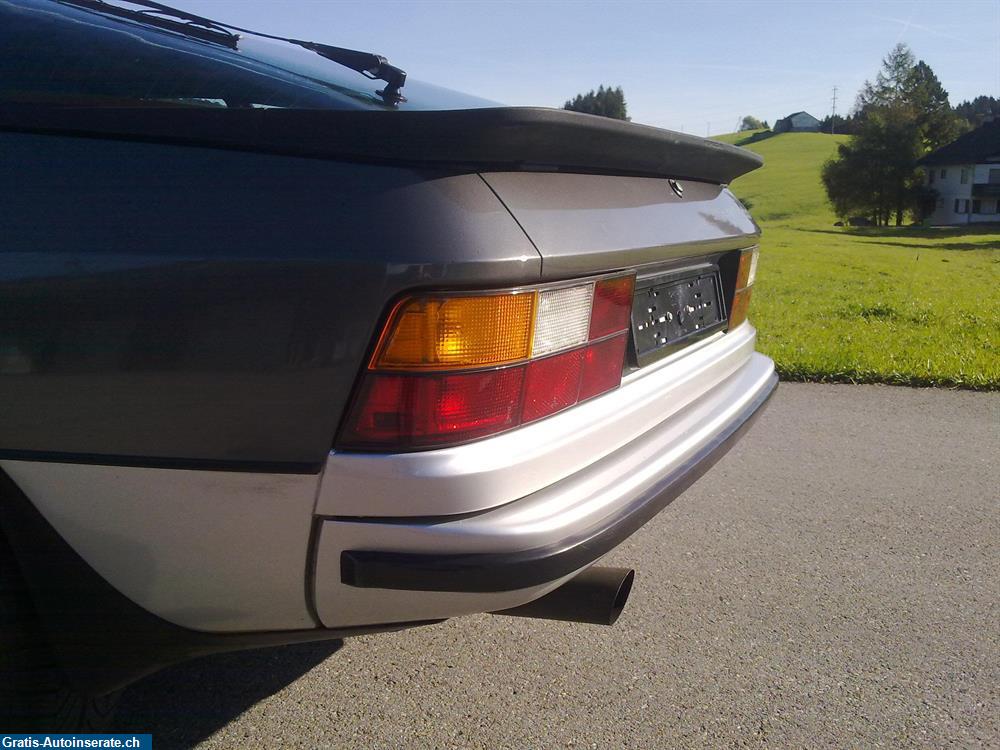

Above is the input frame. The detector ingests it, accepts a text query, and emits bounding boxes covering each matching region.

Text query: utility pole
[831,86,838,135]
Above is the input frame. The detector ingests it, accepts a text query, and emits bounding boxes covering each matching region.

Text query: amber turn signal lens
[735,247,757,290]
[374,292,536,370]
[728,247,758,330]
[728,287,753,329]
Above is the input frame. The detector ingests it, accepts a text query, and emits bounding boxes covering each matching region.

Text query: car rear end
[314,169,774,627]
[0,0,774,706]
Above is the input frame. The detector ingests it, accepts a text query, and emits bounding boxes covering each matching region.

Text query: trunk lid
[480,171,759,279]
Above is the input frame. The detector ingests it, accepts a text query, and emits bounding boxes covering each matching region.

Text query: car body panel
[0,132,540,468]
[0,458,321,631]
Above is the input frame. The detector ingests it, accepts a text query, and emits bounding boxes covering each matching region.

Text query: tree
[824,107,924,226]
[908,61,963,149]
[822,143,876,222]
[563,85,629,120]
[855,44,962,151]
[739,115,768,131]
[824,44,959,226]
[856,43,916,113]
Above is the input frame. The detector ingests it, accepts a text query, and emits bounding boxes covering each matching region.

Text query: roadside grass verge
[715,131,1000,390]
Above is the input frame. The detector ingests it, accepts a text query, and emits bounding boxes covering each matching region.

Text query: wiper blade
[59,0,408,104]
[60,0,240,48]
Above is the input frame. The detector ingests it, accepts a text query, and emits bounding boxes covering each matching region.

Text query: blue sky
[181,0,1000,135]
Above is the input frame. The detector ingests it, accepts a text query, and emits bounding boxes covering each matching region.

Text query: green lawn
[714,131,1000,390]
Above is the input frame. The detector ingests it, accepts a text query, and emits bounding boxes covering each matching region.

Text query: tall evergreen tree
[908,61,963,149]
[856,44,915,112]
[855,44,962,150]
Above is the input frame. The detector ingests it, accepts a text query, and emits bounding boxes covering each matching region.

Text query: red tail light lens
[339,272,636,451]
[579,333,629,401]
[521,348,585,423]
[589,276,635,339]
[340,369,526,449]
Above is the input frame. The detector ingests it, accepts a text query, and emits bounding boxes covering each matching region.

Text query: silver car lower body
[1,323,775,633]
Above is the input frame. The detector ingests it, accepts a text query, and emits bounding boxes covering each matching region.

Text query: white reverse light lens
[531,283,594,356]
[747,248,759,287]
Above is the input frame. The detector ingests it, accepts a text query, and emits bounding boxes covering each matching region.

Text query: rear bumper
[317,323,764,518]
[313,335,776,625]
[342,366,777,592]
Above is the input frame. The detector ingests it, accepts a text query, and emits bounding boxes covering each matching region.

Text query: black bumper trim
[341,372,778,593]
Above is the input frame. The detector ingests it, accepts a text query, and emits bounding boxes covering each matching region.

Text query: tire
[0,526,120,731]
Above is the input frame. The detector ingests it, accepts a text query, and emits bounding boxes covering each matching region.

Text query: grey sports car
[0,0,775,729]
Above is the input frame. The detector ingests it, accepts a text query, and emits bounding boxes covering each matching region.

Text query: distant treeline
[817,95,998,136]
[563,85,629,121]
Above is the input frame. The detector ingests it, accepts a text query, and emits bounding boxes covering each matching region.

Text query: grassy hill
[712,131,999,389]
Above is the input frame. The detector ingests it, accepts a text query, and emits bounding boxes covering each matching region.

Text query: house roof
[919,120,1000,166]
[781,111,818,121]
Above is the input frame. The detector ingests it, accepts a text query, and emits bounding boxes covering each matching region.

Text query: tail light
[338,274,635,451]
[728,247,759,330]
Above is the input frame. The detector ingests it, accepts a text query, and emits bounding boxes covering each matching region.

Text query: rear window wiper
[58,0,408,104]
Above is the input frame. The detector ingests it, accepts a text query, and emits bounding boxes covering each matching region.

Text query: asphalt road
[115,383,999,749]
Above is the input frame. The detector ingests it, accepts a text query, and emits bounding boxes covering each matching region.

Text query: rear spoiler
[0,105,762,184]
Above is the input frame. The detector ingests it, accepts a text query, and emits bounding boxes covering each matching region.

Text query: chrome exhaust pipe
[492,567,635,626]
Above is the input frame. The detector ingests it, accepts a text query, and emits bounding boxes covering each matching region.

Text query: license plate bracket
[630,266,727,367]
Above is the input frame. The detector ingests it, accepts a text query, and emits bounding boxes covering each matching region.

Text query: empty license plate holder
[630,266,727,367]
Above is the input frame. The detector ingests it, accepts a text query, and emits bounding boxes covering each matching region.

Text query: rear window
[0,0,495,111]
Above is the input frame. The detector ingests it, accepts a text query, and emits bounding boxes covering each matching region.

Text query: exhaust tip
[493,566,635,626]
[607,568,635,626]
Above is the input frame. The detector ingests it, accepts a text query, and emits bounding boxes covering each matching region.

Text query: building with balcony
[919,119,1000,225]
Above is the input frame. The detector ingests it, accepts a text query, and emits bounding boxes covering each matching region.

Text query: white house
[919,119,1000,225]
